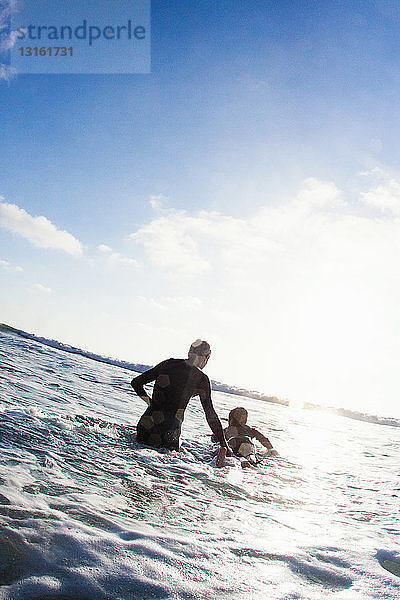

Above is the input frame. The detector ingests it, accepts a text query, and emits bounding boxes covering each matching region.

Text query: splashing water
[0,329,399,599]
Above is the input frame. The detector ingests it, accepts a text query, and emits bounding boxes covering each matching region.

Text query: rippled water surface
[0,330,400,599]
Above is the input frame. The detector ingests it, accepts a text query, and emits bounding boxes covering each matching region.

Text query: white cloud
[30,283,52,294]
[149,194,168,211]
[360,177,400,215]
[0,258,23,272]
[125,177,400,412]
[136,295,202,311]
[359,167,385,179]
[0,1,20,80]
[0,199,83,256]
[96,244,137,268]
[129,178,344,279]
[98,244,112,253]
[107,252,137,268]
[0,63,16,81]
[294,177,344,210]
[130,213,210,276]
[0,1,17,44]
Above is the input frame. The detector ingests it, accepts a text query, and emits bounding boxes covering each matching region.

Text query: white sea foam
[0,330,400,599]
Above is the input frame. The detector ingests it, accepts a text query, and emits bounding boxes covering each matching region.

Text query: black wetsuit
[131,358,226,450]
[224,424,272,457]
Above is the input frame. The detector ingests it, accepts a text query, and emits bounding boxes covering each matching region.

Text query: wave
[303,402,400,429]
[0,322,151,373]
[0,322,288,405]
[2,322,400,429]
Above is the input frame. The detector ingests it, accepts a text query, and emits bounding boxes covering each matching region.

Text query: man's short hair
[189,339,211,357]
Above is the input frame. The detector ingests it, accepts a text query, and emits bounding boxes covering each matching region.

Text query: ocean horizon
[2,322,399,429]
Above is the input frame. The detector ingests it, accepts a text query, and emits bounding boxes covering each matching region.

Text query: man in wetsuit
[131,340,227,466]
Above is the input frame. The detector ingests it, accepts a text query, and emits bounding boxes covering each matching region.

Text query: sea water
[0,329,399,600]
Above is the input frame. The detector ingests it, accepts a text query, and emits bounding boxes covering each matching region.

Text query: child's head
[228,407,248,426]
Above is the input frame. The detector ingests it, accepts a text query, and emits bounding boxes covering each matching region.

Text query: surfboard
[382,559,400,577]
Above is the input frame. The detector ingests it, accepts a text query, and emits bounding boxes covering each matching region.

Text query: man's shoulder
[195,367,210,383]
[188,365,210,390]
[157,359,209,387]
[157,358,185,369]
[158,358,204,375]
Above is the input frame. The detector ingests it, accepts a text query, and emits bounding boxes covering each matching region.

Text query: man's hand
[140,393,151,406]
[215,446,227,467]
[131,379,151,405]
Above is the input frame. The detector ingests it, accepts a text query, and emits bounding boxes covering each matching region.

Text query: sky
[2,0,400,416]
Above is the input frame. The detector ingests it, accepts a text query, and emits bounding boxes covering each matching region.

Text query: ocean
[0,328,399,599]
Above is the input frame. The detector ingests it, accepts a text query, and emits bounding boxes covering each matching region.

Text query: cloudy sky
[2,1,400,416]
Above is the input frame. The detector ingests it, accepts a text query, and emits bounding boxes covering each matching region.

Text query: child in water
[223,407,277,467]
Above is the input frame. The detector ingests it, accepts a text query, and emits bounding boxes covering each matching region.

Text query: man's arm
[198,378,227,449]
[131,362,165,405]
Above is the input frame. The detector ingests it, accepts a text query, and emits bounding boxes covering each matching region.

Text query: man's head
[187,339,211,369]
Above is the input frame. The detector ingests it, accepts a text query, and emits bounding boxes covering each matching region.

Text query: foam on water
[0,330,400,599]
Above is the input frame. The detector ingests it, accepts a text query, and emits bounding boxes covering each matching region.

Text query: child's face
[229,408,248,426]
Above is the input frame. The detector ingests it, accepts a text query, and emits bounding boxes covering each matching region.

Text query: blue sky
[2,0,400,416]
